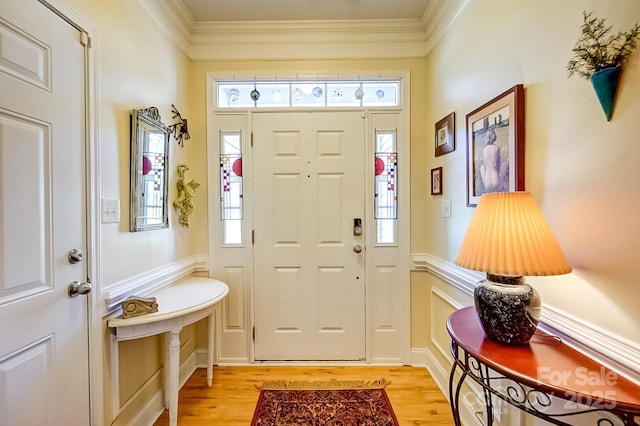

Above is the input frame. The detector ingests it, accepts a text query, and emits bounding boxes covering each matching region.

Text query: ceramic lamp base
[474,274,541,345]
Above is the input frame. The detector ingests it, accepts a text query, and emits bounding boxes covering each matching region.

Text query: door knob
[68,280,92,297]
[353,244,363,253]
[68,249,83,264]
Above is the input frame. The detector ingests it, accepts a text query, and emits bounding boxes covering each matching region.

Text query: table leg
[449,362,467,426]
[207,313,214,387]
[166,329,181,426]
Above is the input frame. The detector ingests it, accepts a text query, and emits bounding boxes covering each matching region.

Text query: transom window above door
[216,79,400,109]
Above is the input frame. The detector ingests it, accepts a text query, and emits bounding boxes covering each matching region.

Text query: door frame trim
[38,1,102,424]
[207,71,411,365]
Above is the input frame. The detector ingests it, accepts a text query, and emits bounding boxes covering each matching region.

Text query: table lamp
[455,192,572,345]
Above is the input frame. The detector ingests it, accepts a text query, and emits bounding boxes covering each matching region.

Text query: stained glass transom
[217,80,400,109]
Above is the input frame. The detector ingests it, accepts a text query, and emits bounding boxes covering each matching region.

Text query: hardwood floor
[153,365,454,425]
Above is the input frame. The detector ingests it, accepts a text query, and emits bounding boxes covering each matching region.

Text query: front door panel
[253,112,365,360]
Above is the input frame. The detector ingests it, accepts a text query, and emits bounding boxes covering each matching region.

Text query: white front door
[253,111,365,360]
[0,0,90,424]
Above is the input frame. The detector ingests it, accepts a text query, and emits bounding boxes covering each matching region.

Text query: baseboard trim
[421,348,482,426]
[119,351,199,426]
[412,253,640,385]
[409,347,429,367]
[111,369,164,426]
[422,348,449,397]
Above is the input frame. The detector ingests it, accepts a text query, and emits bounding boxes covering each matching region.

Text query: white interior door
[0,0,90,424]
[253,111,365,360]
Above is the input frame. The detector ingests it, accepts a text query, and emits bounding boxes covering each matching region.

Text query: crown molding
[137,0,192,55]
[422,0,468,53]
[191,18,429,60]
[138,0,468,61]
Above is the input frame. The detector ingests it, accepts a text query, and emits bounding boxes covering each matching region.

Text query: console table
[447,306,640,426]
[108,277,229,426]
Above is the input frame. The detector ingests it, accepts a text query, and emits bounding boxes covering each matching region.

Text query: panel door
[253,111,365,360]
[0,0,90,424]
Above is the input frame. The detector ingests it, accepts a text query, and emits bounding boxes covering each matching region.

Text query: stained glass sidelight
[374,131,397,244]
[220,132,243,244]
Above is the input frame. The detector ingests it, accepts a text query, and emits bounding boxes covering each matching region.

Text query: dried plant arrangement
[567,11,639,79]
[567,11,639,120]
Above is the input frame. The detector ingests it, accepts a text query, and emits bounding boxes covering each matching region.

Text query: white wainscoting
[412,253,640,395]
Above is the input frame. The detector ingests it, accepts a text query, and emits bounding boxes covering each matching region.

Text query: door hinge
[252,326,255,342]
[251,132,254,147]
[252,230,255,244]
[80,32,92,48]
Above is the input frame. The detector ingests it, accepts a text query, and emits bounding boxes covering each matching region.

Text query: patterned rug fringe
[256,378,390,391]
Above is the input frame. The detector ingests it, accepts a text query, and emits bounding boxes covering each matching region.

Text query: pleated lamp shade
[455,192,572,277]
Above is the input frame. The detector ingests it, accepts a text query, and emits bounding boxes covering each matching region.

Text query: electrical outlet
[442,199,452,218]
[102,198,120,224]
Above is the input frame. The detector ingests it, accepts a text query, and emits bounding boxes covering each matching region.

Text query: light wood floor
[153,365,454,425]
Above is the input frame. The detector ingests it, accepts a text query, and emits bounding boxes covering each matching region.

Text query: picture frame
[435,112,455,156]
[430,167,443,195]
[465,84,525,207]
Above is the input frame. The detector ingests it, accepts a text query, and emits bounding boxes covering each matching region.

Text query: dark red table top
[447,306,640,413]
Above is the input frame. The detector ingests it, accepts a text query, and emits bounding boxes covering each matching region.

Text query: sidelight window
[374,131,397,245]
[220,132,243,244]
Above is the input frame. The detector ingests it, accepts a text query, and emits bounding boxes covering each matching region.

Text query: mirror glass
[130,107,169,231]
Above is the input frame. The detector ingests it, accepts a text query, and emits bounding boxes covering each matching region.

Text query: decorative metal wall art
[168,104,190,147]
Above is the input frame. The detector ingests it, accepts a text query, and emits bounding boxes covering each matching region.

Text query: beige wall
[416,0,640,348]
[67,0,199,287]
[61,1,199,424]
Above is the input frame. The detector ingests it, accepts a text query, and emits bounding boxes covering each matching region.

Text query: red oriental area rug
[251,379,399,426]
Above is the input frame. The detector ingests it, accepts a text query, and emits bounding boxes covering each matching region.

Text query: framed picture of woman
[465,84,525,206]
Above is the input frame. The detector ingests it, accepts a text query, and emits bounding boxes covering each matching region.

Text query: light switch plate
[102,198,120,224]
[442,199,452,218]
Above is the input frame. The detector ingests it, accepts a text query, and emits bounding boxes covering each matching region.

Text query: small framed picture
[465,84,525,206]
[431,167,443,195]
[435,112,455,157]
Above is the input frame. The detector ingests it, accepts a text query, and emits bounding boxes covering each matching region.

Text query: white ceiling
[179,0,432,22]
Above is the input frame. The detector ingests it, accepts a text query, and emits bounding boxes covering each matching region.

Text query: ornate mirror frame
[130,107,170,231]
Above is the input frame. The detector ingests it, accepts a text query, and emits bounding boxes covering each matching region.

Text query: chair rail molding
[102,254,208,314]
[412,253,640,386]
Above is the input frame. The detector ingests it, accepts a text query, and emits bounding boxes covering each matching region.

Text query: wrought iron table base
[449,341,639,426]
[447,307,640,426]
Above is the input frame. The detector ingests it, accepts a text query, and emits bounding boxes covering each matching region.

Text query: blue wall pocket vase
[589,66,621,121]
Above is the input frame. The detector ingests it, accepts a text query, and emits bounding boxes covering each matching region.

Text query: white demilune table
[107,277,229,426]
